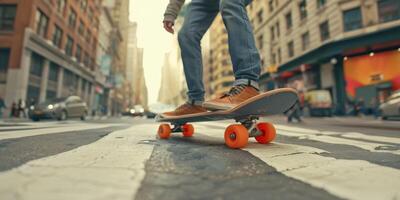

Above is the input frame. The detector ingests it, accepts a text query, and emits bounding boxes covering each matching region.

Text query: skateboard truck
[236,116,263,138]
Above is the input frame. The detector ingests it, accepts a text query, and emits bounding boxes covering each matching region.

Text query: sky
[129,0,174,105]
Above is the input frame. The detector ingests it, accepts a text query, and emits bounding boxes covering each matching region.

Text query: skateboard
[155,88,298,149]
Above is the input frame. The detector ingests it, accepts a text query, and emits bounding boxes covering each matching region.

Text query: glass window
[299,0,307,20]
[52,25,63,47]
[257,34,263,50]
[317,0,326,9]
[0,5,17,31]
[27,85,40,103]
[35,9,48,37]
[75,45,82,62]
[285,12,292,30]
[319,21,330,41]
[68,8,77,28]
[378,0,400,23]
[257,10,263,23]
[0,49,10,72]
[287,41,294,58]
[56,0,66,14]
[48,62,59,81]
[81,0,88,11]
[302,31,310,50]
[46,90,57,101]
[30,53,44,77]
[65,36,74,56]
[78,20,85,35]
[343,7,363,32]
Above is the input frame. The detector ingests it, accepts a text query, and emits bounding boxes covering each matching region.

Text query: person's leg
[219,0,260,89]
[179,0,219,104]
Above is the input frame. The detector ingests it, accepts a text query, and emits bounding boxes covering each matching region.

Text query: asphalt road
[0,116,399,200]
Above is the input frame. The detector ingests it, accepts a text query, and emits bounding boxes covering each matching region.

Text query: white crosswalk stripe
[195,122,400,200]
[0,124,156,200]
[0,122,121,141]
[1,120,399,200]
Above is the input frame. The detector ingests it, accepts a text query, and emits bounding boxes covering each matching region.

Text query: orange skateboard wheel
[255,122,276,144]
[158,124,171,139]
[224,124,249,149]
[182,124,194,137]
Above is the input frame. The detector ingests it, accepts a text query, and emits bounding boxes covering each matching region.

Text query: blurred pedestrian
[17,99,26,118]
[0,96,6,119]
[287,100,302,123]
[10,101,17,117]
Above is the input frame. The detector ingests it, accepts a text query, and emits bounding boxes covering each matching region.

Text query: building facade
[248,0,400,115]
[0,0,102,116]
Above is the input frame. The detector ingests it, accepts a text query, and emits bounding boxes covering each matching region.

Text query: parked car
[29,96,88,121]
[380,90,400,120]
[122,105,145,117]
[304,90,333,117]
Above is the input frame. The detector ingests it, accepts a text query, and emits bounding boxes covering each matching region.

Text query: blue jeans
[178,0,261,103]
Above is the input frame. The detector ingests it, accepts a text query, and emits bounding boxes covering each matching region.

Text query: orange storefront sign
[344,50,400,97]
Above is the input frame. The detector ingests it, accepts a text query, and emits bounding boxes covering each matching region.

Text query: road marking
[0,123,115,140]
[0,124,156,200]
[202,122,400,155]
[194,124,400,200]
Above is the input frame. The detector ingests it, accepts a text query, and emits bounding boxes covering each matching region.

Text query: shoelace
[221,85,247,98]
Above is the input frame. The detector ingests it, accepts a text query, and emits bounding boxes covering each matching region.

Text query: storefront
[344,49,400,108]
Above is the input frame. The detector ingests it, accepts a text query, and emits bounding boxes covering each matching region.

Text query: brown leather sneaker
[203,85,260,110]
[161,102,207,117]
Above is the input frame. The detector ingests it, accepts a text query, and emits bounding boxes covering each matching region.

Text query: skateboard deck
[156,88,298,149]
[156,88,298,123]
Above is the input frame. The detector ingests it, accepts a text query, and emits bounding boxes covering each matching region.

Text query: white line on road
[194,123,400,200]
[0,123,115,141]
[0,124,156,200]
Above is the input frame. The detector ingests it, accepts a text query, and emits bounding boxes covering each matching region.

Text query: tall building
[248,0,400,114]
[133,48,148,107]
[0,0,101,114]
[95,5,123,116]
[103,0,131,114]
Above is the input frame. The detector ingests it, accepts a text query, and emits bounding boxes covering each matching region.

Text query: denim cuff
[187,99,204,106]
[234,79,260,90]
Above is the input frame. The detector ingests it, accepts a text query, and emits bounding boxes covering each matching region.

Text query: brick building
[0,0,101,112]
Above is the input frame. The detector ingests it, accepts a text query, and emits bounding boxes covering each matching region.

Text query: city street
[0,117,399,200]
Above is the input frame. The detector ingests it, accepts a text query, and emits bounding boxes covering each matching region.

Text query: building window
[84,52,90,67]
[48,62,59,82]
[52,25,63,48]
[270,26,275,41]
[319,21,330,41]
[0,5,17,31]
[299,0,307,20]
[75,45,82,62]
[35,10,49,37]
[0,49,10,74]
[257,10,263,24]
[317,0,326,9]
[343,7,363,32]
[78,20,85,36]
[65,36,74,56]
[68,8,77,28]
[56,0,66,14]
[271,52,276,65]
[30,53,44,77]
[275,22,280,38]
[81,0,88,11]
[285,12,292,30]
[277,48,282,63]
[301,32,310,51]
[269,0,274,12]
[86,29,91,42]
[88,8,93,21]
[257,34,263,50]
[378,0,400,23]
[46,90,57,101]
[287,41,294,58]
